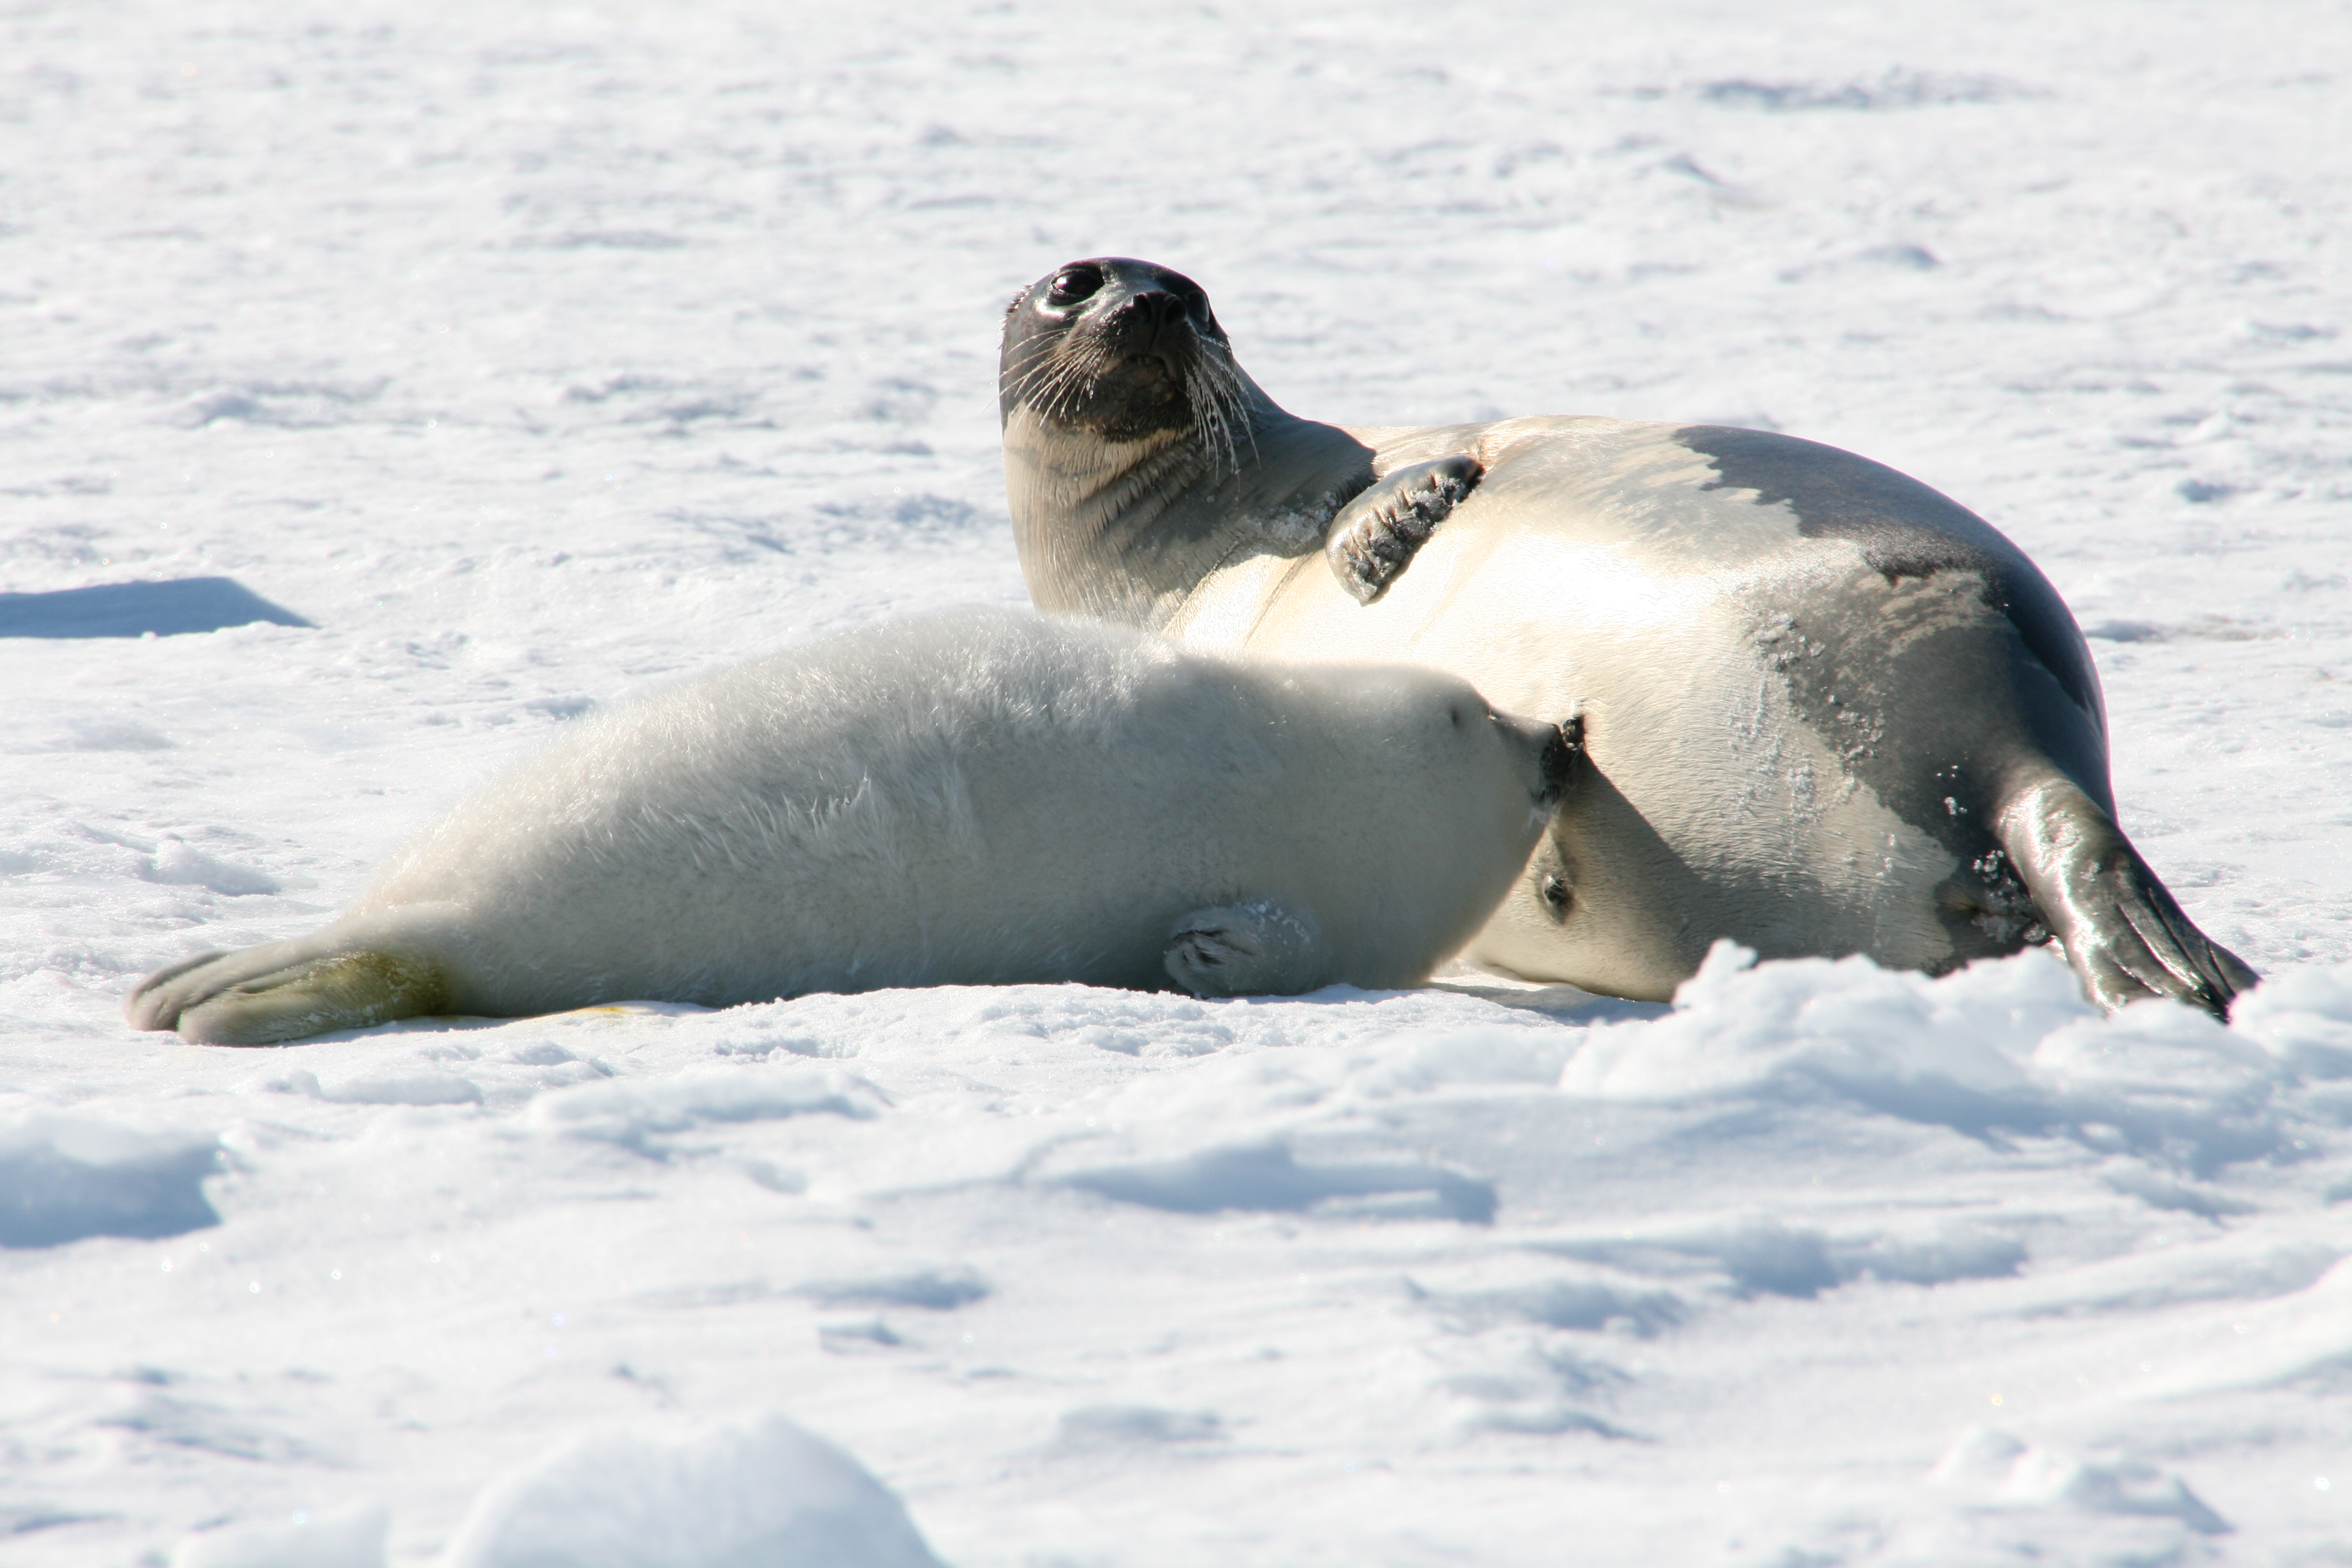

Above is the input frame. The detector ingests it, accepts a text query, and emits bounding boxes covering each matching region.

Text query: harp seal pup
[997,255,2257,1017]
[125,610,1573,1046]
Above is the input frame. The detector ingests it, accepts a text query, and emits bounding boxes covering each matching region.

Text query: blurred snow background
[2,0,2348,1562]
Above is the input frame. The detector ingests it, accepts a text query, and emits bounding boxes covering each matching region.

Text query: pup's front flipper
[1324,455,1483,605]
[1164,901,1325,996]
[126,934,451,1046]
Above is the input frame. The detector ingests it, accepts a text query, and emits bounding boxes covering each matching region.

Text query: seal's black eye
[1045,265,1103,308]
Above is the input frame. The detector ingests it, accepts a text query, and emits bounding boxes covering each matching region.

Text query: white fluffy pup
[127,610,1573,1045]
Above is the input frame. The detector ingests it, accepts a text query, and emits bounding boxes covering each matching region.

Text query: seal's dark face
[999,257,1244,452]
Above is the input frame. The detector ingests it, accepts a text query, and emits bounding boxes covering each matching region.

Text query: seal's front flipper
[1996,779,2259,1019]
[126,939,451,1046]
[1325,455,1483,604]
[1164,901,1325,996]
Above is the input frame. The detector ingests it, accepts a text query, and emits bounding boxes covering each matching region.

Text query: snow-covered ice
[4,0,2350,1563]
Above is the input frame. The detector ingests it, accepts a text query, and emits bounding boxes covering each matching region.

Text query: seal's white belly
[1166,420,1973,998]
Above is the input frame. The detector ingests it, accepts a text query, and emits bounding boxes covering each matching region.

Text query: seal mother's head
[1000,258,1383,624]
[999,256,1258,470]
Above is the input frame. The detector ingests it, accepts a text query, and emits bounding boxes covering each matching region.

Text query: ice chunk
[142,834,280,897]
[1558,942,2077,1106]
[1058,1141,1496,1224]
[1932,1427,2230,1534]
[2230,960,2352,1078]
[1826,1226,2026,1286]
[263,1067,487,1106]
[1559,943,2293,1168]
[1408,1273,1685,1336]
[0,1114,221,1247]
[442,1411,944,1568]
[1545,1216,2027,1296]
[794,1269,988,1310]
[528,1066,886,1152]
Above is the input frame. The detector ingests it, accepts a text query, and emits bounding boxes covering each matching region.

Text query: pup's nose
[1535,716,1583,805]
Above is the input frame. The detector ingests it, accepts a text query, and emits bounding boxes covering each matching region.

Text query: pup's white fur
[127,611,1562,1045]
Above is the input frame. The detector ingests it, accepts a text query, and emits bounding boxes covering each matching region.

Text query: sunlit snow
[4,1,2349,1563]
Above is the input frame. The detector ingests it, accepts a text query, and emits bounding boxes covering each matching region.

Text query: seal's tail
[1994,776,2258,1019]
[125,927,452,1046]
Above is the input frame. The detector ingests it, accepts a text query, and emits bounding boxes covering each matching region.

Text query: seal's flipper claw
[1325,455,1484,605]
[1996,780,2257,1021]
[123,948,235,1033]
[2209,938,2262,997]
[1164,901,1325,996]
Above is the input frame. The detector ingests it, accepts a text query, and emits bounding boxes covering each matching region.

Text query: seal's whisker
[1030,353,1103,423]
[1183,347,1251,477]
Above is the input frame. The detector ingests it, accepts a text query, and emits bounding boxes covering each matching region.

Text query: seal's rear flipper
[126,932,452,1046]
[1996,778,2258,1019]
[1325,456,1483,605]
[1164,901,1325,996]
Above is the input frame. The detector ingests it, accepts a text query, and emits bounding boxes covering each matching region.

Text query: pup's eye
[1045,265,1103,308]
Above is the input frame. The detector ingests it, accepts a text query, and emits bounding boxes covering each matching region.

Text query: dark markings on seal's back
[1678,424,2105,737]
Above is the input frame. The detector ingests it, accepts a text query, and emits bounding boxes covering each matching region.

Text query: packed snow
[5,0,2350,1563]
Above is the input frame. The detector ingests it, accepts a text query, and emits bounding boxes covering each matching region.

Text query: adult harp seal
[998,256,2255,1017]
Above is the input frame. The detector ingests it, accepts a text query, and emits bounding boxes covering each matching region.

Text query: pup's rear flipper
[126,939,451,1047]
[1998,778,2258,1019]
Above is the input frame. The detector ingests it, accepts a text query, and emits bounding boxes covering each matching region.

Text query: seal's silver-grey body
[999,257,2256,1014]
[126,612,1569,1045]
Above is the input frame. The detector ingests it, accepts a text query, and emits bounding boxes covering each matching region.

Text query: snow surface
[5,0,2351,1562]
